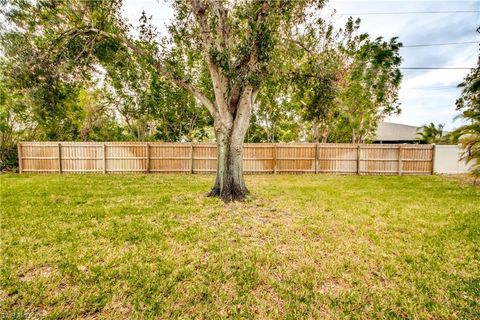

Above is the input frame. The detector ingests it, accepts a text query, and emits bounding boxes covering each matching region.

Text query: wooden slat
[398,145,403,175]
[102,143,106,174]
[190,144,194,174]
[17,143,23,173]
[58,143,62,174]
[146,143,150,173]
[357,145,361,174]
[273,144,277,174]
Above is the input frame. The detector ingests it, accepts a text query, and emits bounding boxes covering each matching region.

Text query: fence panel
[402,145,434,174]
[276,144,316,174]
[60,142,103,173]
[18,142,435,175]
[361,145,400,175]
[150,143,191,173]
[317,144,358,174]
[192,144,217,174]
[244,144,274,174]
[20,143,59,173]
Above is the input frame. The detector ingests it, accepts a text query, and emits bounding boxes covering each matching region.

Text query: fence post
[314,143,318,174]
[356,145,361,175]
[431,144,436,175]
[146,143,150,174]
[398,145,403,176]
[17,142,22,174]
[102,143,107,174]
[273,143,277,174]
[58,142,62,174]
[190,143,194,174]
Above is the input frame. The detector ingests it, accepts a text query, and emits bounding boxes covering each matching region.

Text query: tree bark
[208,88,254,202]
[312,119,320,143]
[208,127,248,201]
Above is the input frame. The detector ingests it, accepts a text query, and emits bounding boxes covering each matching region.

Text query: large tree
[338,36,402,143]
[287,17,356,143]
[2,0,326,200]
[160,0,325,201]
[268,17,402,144]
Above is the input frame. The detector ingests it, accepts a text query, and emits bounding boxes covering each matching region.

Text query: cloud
[122,0,479,130]
[322,0,478,130]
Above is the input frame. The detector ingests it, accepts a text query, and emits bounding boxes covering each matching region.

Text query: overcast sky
[122,0,479,130]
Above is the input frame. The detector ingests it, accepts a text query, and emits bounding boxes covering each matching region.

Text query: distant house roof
[375,122,421,142]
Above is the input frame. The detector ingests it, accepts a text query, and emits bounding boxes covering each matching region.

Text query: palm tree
[452,57,479,183]
[417,123,445,144]
[452,111,480,183]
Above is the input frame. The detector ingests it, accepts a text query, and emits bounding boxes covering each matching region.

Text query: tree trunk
[208,88,254,202]
[320,120,329,143]
[208,129,248,201]
[321,131,328,143]
[312,119,319,143]
[352,128,358,144]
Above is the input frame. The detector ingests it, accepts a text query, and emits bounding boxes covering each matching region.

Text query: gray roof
[375,122,421,141]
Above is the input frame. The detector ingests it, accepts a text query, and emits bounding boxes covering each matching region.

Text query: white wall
[434,145,473,174]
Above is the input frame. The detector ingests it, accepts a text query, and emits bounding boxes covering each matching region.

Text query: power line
[147,10,480,21]
[334,10,480,16]
[402,85,459,90]
[402,41,479,48]
[400,67,475,70]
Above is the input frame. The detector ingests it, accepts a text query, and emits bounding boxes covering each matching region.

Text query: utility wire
[400,67,475,70]
[402,86,459,90]
[333,10,480,16]
[402,41,479,47]
[147,10,480,21]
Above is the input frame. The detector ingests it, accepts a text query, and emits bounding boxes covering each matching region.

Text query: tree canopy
[453,57,480,180]
[1,0,405,199]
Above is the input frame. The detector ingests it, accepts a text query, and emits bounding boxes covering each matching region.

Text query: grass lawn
[1,174,479,319]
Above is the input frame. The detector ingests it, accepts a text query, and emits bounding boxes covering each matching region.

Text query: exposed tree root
[207,181,248,202]
[207,186,221,197]
[220,178,247,202]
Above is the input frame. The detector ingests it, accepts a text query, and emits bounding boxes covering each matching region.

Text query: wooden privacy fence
[17,142,434,175]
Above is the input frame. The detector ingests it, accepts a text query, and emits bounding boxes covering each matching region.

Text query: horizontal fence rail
[17,142,435,175]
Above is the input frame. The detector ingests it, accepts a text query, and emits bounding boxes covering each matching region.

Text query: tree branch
[228,1,269,113]
[61,27,217,116]
[233,0,270,73]
[211,1,229,50]
[189,0,231,125]
[231,86,254,146]
[287,38,314,55]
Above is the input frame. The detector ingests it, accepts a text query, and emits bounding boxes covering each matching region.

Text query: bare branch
[287,38,314,55]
